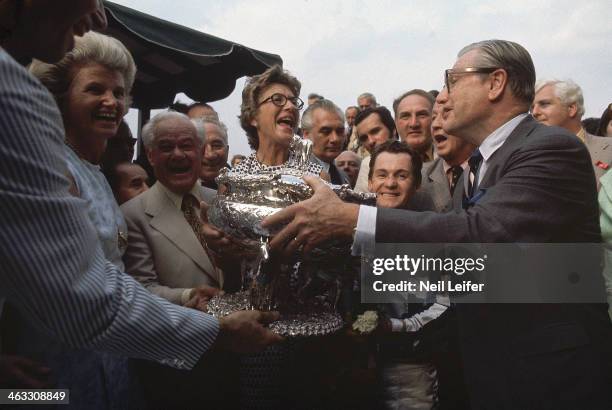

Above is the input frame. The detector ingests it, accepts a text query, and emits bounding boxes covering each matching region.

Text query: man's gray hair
[392,89,435,117]
[142,111,200,149]
[357,92,377,106]
[458,39,535,105]
[198,115,229,145]
[301,99,345,131]
[535,79,585,118]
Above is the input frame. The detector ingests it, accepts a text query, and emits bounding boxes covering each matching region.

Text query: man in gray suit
[410,99,476,212]
[532,78,612,187]
[265,39,612,409]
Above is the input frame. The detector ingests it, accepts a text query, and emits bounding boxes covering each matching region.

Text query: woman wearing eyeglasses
[235,65,322,176]
[218,65,330,409]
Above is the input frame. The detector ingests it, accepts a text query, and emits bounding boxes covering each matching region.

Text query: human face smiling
[395,94,433,152]
[147,118,202,195]
[368,152,416,209]
[200,123,229,183]
[63,63,127,143]
[251,83,299,151]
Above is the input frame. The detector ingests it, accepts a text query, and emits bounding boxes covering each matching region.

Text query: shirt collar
[478,112,529,162]
[158,183,203,210]
[576,127,587,143]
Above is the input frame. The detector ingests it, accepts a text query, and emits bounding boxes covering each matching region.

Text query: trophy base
[207,291,344,337]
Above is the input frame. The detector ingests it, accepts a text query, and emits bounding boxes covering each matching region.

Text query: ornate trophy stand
[206,136,374,337]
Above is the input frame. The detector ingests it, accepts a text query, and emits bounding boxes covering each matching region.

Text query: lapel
[145,182,219,284]
[457,116,539,209]
[427,158,452,211]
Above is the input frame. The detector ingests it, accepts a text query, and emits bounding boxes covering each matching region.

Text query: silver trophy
[207,136,374,337]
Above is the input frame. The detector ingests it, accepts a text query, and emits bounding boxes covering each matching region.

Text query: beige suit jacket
[121,182,222,305]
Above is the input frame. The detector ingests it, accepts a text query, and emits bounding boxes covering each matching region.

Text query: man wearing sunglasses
[265,39,612,409]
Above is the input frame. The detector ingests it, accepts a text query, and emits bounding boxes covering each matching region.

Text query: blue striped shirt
[0,48,218,370]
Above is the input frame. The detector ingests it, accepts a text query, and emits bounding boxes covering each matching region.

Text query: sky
[117,0,612,158]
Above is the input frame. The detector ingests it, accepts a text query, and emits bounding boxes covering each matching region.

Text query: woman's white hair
[29,31,136,109]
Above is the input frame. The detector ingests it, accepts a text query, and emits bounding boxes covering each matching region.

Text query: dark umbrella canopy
[103,1,282,109]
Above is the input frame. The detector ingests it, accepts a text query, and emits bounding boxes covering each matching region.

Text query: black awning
[103,1,282,109]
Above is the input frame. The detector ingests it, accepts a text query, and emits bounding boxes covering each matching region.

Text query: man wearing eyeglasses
[264,39,612,409]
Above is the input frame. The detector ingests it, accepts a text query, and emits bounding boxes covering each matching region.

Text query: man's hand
[262,176,360,256]
[214,310,283,354]
[184,285,221,312]
[0,355,51,388]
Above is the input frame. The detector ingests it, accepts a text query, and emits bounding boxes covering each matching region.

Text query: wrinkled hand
[261,176,359,256]
[184,285,222,312]
[215,310,283,354]
[0,355,51,388]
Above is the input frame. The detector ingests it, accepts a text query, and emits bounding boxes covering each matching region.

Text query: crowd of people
[1,1,611,409]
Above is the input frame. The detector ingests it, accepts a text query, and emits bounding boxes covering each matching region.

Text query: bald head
[335,151,361,188]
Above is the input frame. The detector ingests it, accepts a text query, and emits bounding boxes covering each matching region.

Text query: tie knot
[468,149,483,170]
[450,165,463,176]
[181,194,199,211]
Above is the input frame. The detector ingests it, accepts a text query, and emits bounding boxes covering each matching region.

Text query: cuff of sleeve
[351,205,377,257]
[180,288,194,305]
[390,318,404,332]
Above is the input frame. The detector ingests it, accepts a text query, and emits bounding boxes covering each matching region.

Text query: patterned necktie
[449,165,463,194]
[181,194,203,245]
[467,149,483,197]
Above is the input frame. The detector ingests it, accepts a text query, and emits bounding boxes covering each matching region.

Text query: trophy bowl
[206,136,374,337]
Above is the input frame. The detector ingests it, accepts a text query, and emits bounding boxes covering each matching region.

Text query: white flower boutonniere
[352,310,378,334]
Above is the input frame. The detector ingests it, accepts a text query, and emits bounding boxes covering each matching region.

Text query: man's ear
[488,68,508,101]
[567,102,578,119]
[368,179,373,193]
[146,147,154,166]
[303,130,311,140]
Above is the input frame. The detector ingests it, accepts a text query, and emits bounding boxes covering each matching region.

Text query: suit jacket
[121,182,222,305]
[409,157,454,213]
[376,116,612,409]
[585,131,612,187]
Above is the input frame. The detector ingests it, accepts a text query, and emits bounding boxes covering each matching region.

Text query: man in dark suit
[302,99,350,185]
[265,39,612,409]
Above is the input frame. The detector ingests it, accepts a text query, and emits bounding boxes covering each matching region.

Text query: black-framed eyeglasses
[257,93,304,110]
[444,67,501,92]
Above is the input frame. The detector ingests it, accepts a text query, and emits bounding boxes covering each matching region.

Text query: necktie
[181,194,204,245]
[449,165,463,194]
[467,149,483,197]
